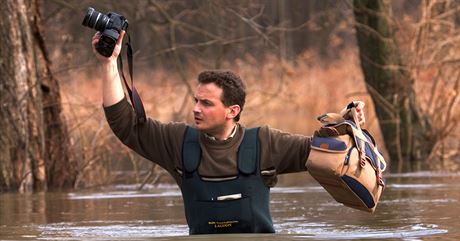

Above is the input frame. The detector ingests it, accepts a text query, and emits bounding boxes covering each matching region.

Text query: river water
[1,172,459,240]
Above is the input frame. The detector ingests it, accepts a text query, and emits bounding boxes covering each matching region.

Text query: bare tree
[353,0,434,171]
[410,0,460,169]
[352,0,460,171]
[0,0,75,192]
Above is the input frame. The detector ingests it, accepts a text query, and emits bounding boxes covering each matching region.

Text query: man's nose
[193,103,200,113]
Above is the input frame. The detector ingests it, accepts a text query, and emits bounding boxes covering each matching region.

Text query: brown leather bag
[306,108,387,213]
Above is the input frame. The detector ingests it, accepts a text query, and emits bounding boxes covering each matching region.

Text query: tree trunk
[353,0,433,172]
[0,0,75,192]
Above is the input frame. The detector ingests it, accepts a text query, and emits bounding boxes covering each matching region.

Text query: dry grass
[59,49,390,188]
[59,45,460,187]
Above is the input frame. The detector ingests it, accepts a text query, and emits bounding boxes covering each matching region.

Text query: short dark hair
[197,70,246,121]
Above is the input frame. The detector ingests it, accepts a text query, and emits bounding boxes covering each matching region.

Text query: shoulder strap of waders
[238,127,259,175]
[117,33,146,124]
[182,127,201,173]
[182,127,260,175]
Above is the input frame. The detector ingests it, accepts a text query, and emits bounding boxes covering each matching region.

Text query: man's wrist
[100,60,118,73]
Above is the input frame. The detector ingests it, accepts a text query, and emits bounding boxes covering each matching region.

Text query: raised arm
[92,30,126,107]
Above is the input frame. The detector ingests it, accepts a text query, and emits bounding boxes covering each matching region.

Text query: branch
[226,8,279,50]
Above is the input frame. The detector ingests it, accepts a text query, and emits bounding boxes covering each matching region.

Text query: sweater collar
[204,124,238,141]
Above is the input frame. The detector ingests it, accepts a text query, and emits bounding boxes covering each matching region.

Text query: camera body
[82,7,128,57]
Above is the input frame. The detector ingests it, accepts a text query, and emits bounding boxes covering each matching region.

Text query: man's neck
[205,123,238,141]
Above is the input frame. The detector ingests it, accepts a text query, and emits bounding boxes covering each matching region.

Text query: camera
[82,7,128,57]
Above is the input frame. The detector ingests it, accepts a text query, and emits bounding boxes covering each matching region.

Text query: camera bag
[306,108,386,213]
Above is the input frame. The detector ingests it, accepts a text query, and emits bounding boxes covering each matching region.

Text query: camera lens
[82,7,109,32]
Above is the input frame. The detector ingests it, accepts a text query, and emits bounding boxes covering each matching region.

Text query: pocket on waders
[191,196,253,234]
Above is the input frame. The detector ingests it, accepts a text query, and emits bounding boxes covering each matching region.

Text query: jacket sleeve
[103,98,187,175]
[258,125,311,175]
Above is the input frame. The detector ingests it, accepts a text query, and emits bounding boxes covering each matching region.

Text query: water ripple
[67,191,182,200]
[37,221,188,240]
[278,223,448,240]
[387,183,449,189]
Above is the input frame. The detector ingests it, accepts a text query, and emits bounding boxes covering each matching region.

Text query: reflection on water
[1,172,459,240]
[67,190,182,200]
[38,221,188,240]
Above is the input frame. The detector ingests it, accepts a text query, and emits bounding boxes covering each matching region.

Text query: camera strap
[117,33,146,124]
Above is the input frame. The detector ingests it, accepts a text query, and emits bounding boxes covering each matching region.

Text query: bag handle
[317,102,360,126]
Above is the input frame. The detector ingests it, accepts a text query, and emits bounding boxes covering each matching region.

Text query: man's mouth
[194,116,203,123]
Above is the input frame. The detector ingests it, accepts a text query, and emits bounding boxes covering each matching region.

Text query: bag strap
[317,112,344,125]
[117,33,146,124]
[349,109,385,186]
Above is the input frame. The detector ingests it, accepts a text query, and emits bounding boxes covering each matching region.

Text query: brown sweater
[104,98,311,187]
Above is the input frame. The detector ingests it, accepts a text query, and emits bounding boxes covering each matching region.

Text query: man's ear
[226,105,241,120]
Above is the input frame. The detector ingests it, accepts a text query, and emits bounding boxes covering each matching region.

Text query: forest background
[1,0,459,192]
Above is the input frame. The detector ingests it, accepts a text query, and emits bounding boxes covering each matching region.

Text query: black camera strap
[117,33,146,124]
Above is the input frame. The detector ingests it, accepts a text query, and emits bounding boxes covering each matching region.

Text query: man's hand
[92,30,126,63]
[340,101,366,127]
[92,31,127,107]
[354,101,365,127]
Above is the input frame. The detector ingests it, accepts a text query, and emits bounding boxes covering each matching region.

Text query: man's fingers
[117,30,126,46]
[350,100,366,126]
[92,32,101,40]
[92,32,101,47]
[359,112,366,126]
[354,101,365,110]
[340,101,366,126]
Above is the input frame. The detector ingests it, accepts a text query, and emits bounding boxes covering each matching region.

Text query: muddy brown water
[1,172,459,240]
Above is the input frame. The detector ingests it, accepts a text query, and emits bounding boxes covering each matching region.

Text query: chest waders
[181,127,275,234]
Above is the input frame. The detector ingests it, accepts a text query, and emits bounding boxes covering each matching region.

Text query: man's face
[193,83,230,134]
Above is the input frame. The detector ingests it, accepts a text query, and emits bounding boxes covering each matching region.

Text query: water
[1,172,459,240]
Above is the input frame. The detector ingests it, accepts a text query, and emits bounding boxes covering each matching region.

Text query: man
[93,31,365,234]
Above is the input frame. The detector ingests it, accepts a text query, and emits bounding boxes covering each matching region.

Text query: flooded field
[1,172,459,240]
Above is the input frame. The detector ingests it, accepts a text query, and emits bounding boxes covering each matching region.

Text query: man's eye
[203,101,212,106]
